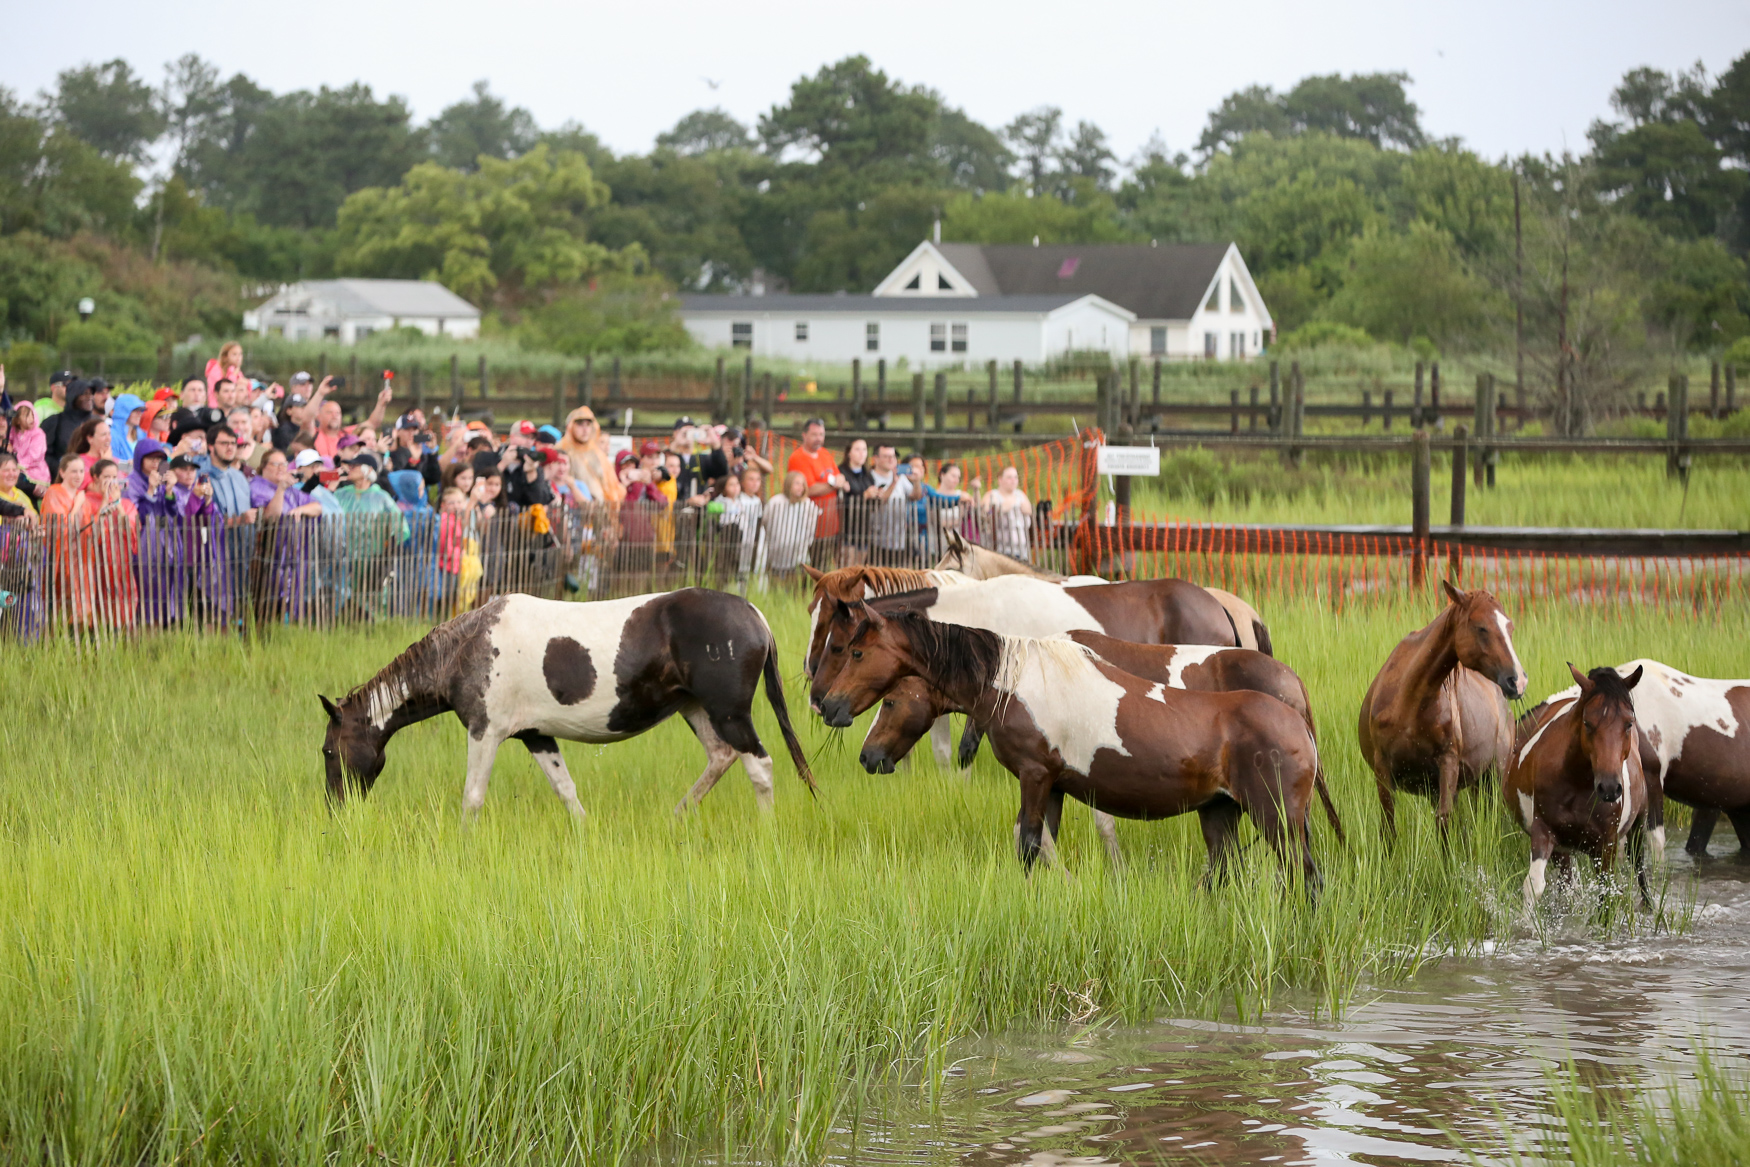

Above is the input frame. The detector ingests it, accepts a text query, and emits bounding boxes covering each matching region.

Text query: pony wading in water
[812,601,1333,891]
[319,590,815,816]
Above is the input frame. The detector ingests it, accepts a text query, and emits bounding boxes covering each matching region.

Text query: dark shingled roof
[934,242,1231,321]
[680,293,1105,314]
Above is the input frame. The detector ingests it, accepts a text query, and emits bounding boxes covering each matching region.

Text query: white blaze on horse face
[1517,698,1575,765]
[995,638,1129,775]
[1495,611,1527,695]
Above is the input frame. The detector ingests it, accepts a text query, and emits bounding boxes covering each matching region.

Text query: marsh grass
[0,589,1742,1163]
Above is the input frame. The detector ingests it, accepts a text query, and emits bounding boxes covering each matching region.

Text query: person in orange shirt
[785,418,845,542]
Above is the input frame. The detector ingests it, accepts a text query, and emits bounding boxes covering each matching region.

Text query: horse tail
[1221,606,1244,650]
[957,719,984,769]
[1313,756,1347,848]
[1253,618,1274,658]
[761,638,818,796]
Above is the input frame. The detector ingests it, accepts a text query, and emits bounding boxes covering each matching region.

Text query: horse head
[1567,662,1643,805]
[814,601,914,729]
[861,675,950,774]
[1442,580,1528,699]
[319,693,389,802]
[930,528,972,575]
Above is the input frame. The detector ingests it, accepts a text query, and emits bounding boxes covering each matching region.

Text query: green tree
[332,145,629,307]
[758,56,937,187]
[0,91,141,240]
[927,103,1012,192]
[429,81,538,171]
[1004,106,1062,195]
[1200,72,1424,155]
[791,184,940,291]
[656,108,751,155]
[1321,222,1497,348]
[1396,143,1512,259]
[47,58,165,162]
[1056,121,1116,192]
[941,187,1131,245]
[591,147,763,290]
[516,271,689,354]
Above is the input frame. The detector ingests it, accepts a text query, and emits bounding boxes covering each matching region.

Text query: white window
[794,321,809,342]
[951,323,968,353]
[1230,278,1245,314]
[324,325,341,338]
[1203,331,1217,358]
[1205,284,1220,312]
[1229,331,1246,359]
[732,322,752,348]
[904,273,921,290]
[930,323,947,353]
[1150,327,1166,355]
[865,322,880,352]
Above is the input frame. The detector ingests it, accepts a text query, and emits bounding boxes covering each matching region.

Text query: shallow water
[833,836,1750,1165]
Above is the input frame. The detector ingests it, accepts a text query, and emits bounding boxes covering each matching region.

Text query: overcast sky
[7,0,1749,166]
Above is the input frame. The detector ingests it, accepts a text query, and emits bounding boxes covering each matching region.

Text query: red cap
[516,420,537,435]
[640,438,665,457]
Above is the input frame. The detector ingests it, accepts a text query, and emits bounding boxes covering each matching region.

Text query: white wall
[1124,251,1272,362]
[684,304,1130,366]
[249,310,480,343]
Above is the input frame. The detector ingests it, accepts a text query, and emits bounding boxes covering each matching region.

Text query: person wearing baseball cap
[32,369,76,419]
[334,449,408,542]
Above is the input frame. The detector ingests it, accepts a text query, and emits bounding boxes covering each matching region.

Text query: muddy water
[838,840,1750,1165]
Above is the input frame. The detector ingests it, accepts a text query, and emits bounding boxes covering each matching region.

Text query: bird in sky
[703,77,722,90]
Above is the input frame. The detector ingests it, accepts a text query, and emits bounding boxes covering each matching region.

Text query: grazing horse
[1357,581,1527,843]
[319,590,815,816]
[1533,660,1750,857]
[931,529,1273,653]
[1505,664,1650,907]
[813,602,1324,890]
[804,565,1241,766]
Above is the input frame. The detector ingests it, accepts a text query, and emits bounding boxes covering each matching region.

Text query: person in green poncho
[334,452,410,612]
[334,452,410,543]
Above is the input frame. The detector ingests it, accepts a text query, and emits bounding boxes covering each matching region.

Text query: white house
[243,279,481,344]
[679,293,1135,366]
[873,241,1272,361]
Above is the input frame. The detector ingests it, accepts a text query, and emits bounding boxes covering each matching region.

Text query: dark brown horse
[812,601,1325,890]
[1505,664,1650,907]
[1357,582,1527,842]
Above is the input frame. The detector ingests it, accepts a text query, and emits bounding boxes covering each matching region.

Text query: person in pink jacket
[8,401,50,484]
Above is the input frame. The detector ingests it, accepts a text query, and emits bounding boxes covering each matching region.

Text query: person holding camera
[389,412,442,488]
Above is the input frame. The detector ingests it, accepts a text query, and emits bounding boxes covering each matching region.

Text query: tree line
[2,52,1748,427]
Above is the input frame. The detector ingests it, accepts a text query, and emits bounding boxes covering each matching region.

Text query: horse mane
[812,565,965,603]
[994,635,1101,695]
[956,541,1064,581]
[880,609,1005,695]
[1586,666,1637,710]
[344,597,501,722]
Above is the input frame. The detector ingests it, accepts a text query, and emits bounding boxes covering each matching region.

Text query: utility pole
[1513,171,1525,429]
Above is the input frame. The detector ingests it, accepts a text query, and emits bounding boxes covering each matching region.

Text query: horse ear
[319,694,341,722]
[1567,662,1591,690]
[1441,579,1464,606]
[857,600,888,629]
[1623,665,1644,691]
[946,527,967,552]
[802,564,825,582]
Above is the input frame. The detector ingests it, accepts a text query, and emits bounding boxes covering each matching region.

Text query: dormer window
[905,273,921,290]
[1205,284,1220,312]
[1230,278,1245,313]
[937,274,954,290]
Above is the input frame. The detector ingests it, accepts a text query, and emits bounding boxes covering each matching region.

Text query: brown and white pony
[931,529,1273,654]
[803,565,1244,765]
[855,635,1343,862]
[1505,664,1650,907]
[319,590,815,816]
[1357,581,1527,843]
[812,602,1325,891]
[1532,659,1750,857]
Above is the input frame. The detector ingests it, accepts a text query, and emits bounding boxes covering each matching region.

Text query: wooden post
[1413,360,1425,427]
[876,358,887,410]
[1248,385,1259,431]
[1152,358,1162,409]
[1274,358,1288,435]
[1728,364,1738,415]
[987,360,998,430]
[728,359,745,424]
[1411,429,1430,587]
[449,353,461,414]
[911,373,925,438]
[713,356,726,420]
[552,368,565,424]
[1013,359,1024,403]
[614,356,625,402]
[581,354,594,411]
[966,387,977,431]
[412,364,425,415]
[1485,374,1497,487]
[1128,357,1140,427]
[1668,373,1689,481]
[1383,388,1395,431]
[1450,425,1468,527]
[1711,361,1722,419]
[761,372,775,428]
[933,372,947,441]
[1474,374,1489,488]
[1429,361,1441,422]
[1229,389,1239,434]
[1095,374,1110,435]
[476,354,487,400]
[851,357,862,425]
[1362,388,1372,428]
[1289,362,1305,466]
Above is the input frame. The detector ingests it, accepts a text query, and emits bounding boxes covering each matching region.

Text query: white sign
[608,435,634,460]
[1096,444,1161,476]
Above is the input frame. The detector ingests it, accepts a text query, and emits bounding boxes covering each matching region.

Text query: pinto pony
[319,591,815,816]
[813,601,1325,890]
[1505,664,1651,907]
[1358,582,1527,843]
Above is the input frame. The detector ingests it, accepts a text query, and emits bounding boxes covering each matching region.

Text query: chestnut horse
[1505,664,1650,907]
[930,529,1273,654]
[813,601,1324,890]
[1535,660,1750,857]
[1358,582,1527,842]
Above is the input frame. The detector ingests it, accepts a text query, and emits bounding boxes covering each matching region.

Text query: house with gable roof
[679,239,1270,365]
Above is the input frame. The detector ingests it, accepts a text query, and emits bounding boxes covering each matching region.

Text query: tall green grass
[0,589,1742,1163]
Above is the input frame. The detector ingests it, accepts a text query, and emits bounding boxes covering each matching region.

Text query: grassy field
[1123,447,1750,529]
[1,586,1746,1164]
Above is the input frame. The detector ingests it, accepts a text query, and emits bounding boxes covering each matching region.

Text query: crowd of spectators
[0,353,1044,628]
